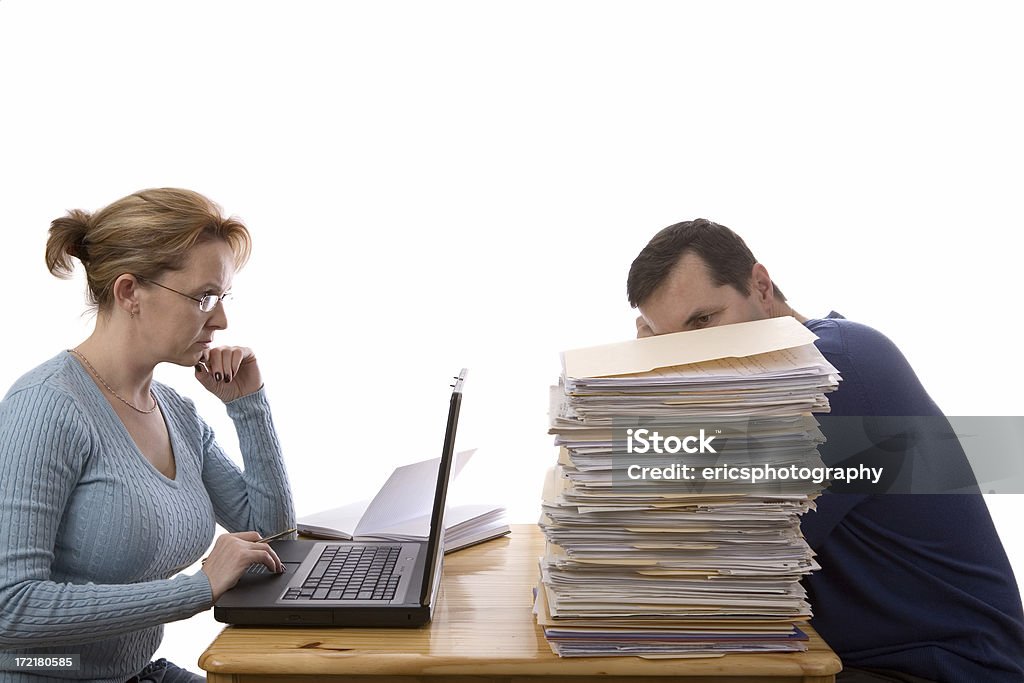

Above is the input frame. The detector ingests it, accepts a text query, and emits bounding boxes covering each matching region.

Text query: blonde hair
[46,188,251,311]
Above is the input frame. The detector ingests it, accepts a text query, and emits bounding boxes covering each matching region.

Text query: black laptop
[213,369,467,627]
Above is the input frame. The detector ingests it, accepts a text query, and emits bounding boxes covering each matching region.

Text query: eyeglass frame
[133,275,232,313]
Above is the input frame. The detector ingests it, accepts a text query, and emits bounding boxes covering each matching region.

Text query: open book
[297,450,510,553]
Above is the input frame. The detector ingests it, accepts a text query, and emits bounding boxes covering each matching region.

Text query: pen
[255,527,297,543]
[201,528,297,565]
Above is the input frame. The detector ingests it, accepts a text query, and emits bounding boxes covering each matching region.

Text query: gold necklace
[69,348,158,415]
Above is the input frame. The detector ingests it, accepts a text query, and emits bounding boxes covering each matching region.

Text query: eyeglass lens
[199,292,232,312]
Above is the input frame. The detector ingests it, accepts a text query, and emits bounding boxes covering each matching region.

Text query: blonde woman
[0,189,295,682]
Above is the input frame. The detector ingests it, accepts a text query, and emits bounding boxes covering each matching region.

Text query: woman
[0,189,295,682]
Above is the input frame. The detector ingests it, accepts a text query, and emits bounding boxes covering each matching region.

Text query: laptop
[213,369,467,627]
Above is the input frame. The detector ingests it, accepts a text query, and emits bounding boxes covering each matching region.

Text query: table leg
[205,674,237,683]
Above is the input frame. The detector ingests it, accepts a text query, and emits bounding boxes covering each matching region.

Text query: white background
[1,0,1021,673]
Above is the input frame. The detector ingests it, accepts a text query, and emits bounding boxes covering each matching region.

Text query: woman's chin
[163,351,205,367]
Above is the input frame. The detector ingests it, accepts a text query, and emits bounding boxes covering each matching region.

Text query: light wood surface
[200,524,841,682]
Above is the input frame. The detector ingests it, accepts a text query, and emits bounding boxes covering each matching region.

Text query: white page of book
[297,498,371,539]
[353,450,475,538]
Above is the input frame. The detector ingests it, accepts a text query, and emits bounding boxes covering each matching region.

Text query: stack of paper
[535,317,841,657]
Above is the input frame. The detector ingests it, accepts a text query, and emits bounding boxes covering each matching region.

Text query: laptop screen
[418,369,466,606]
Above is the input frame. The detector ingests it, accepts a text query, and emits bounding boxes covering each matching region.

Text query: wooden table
[200,524,842,682]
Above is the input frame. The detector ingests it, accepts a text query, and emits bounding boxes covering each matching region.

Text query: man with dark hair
[627,219,1024,683]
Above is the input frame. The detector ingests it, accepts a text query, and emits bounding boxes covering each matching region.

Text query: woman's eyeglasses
[135,276,232,313]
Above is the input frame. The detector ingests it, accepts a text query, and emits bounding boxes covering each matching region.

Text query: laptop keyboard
[283,545,402,601]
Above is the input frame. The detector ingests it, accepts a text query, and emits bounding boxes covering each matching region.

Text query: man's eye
[695,314,713,328]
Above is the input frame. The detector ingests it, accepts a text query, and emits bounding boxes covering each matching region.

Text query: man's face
[637,251,771,335]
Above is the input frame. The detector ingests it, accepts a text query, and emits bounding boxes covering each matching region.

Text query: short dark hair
[626,218,785,308]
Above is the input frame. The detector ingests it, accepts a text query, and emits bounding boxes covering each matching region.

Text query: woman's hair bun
[46,209,92,278]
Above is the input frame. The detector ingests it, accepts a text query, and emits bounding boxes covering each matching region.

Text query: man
[627,219,1024,683]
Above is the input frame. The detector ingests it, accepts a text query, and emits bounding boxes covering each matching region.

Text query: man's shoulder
[803,311,906,362]
[803,311,939,416]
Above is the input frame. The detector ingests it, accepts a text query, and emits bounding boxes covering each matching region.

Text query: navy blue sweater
[802,312,1024,682]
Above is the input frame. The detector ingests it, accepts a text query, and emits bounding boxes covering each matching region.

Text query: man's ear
[112,274,141,318]
[750,263,775,306]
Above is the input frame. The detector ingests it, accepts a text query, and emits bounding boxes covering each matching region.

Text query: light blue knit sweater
[0,352,295,682]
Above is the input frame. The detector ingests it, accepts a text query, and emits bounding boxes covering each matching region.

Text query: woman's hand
[195,345,263,403]
[200,531,285,602]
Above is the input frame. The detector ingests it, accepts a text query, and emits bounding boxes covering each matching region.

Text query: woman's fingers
[200,531,285,601]
[206,347,225,382]
[251,544,284,574]
[227,347,245,383]
[201,346,253,383]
